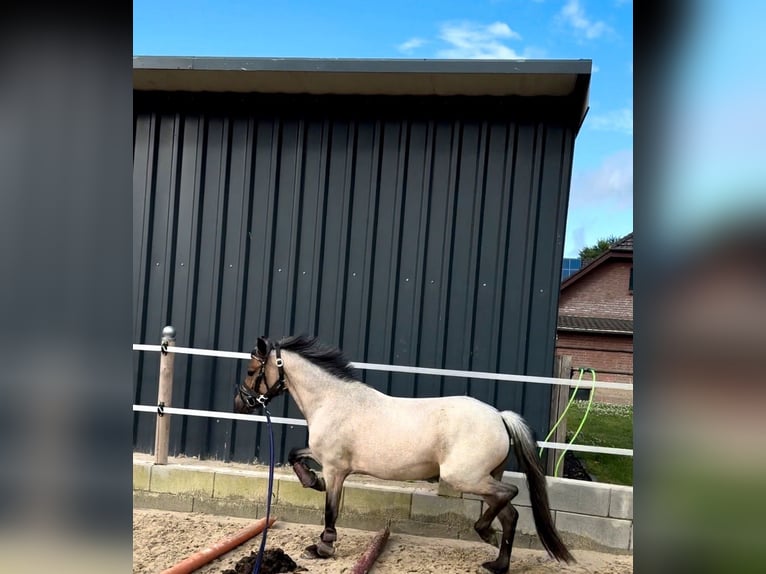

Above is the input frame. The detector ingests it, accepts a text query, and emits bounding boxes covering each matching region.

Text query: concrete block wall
[133,455,632,554]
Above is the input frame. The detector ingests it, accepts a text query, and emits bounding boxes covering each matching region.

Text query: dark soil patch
[563,451,593,481]
[222,548,304,574]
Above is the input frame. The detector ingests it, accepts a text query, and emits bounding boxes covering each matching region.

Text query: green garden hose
[539,368,597,477]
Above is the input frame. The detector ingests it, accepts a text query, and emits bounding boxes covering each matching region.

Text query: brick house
[556,233,633,403]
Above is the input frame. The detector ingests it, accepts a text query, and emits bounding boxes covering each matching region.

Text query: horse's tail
[500,411,575,564]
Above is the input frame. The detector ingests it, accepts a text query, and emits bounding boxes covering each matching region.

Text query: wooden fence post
[154,325,176,465]
[547,354,572,477]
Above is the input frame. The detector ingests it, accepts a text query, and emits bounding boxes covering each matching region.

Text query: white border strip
[132,404,632,456]
[132,404,308,426]
[354,361,632,390]
[133,344,248,360]
[537,441,632,456]
[132,344,633,391]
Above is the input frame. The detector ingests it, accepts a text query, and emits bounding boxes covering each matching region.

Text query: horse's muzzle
[233,394,253,414]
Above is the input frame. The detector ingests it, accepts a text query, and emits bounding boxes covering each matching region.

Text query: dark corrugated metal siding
[133,93,574,467]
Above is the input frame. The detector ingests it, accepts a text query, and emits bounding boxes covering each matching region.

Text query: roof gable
[561,232,633,291]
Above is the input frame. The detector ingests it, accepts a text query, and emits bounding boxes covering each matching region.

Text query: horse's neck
[283,352,359,421]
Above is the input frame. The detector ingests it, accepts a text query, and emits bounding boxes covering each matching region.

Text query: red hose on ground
[160,516,277,574]
[351,526,391,574]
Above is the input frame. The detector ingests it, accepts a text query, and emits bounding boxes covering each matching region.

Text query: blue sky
[134,0,634,258]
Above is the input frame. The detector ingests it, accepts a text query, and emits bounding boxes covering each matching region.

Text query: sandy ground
[133,509,632,574]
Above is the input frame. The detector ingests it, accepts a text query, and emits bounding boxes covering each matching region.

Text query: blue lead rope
[252,406,276,574]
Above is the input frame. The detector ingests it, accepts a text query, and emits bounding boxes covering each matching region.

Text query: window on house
[629,266,633,293]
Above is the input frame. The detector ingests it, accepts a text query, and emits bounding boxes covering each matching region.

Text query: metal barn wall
[133,92,575,466]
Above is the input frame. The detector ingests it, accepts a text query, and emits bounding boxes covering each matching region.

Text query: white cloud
[569,149,633,210]
[564,149,633,256]
[397,37,427,54]
[560,0,612,40]
[486,22,518,38]
[437,21,525,59]
[587,102,633,135]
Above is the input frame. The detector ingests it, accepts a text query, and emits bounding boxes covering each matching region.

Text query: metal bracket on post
[155,325,176,465]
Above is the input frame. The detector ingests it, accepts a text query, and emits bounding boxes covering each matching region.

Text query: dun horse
[234,335,574,574]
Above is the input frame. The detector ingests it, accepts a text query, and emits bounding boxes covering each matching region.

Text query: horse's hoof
[476,527,499,547]
[481,559,509,574]
[302,545,323,559]
[302,542,335,559]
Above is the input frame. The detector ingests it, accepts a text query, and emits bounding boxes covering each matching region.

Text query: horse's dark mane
[277,335,360,382]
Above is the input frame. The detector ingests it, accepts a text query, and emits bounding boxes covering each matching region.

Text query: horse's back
[389,394,510,470]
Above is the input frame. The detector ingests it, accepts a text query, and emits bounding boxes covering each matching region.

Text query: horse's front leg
[304,468,347,559]
[288,447,325,491]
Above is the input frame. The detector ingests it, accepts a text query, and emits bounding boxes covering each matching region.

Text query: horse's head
[234,336,286,413]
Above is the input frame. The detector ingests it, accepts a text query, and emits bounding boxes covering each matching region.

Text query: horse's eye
[247,370,255,377]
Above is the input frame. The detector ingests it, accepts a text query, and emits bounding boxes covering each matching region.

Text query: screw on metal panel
[155,262,159,266]
[352,272,356,277]
[180,262,185,266]
[483,283,487,287]
[278,268,282,272]
[405,278,409,282]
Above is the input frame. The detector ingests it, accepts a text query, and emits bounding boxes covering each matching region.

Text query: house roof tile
[557,315,633,334]
[611,233,633,251]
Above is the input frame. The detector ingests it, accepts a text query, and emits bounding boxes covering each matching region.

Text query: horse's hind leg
[474,481,519,546]
[443,471,518,574]
[288,447,326,491]
[481,503,519,574]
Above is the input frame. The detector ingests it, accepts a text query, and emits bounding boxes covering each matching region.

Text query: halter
[238,341,286,410]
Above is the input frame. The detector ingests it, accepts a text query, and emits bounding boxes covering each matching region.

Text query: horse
[234,334,574,574]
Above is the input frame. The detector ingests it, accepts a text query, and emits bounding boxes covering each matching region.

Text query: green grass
[564,400,633,485]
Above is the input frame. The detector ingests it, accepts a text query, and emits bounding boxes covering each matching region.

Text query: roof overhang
[557,315,634,335]
[133,56,592,125]
[557,326,634,335]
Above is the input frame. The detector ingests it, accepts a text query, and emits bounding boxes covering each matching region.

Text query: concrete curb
[133,454,632,554]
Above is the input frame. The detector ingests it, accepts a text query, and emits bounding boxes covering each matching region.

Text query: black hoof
[482,559,509,574]
[476,527,499,547]
[302,542,335,559]
[293,462,319,487]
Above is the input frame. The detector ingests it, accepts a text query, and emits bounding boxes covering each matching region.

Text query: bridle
[237,341,286,410]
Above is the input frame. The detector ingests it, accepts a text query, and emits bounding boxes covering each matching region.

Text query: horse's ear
[255,336,271,359]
